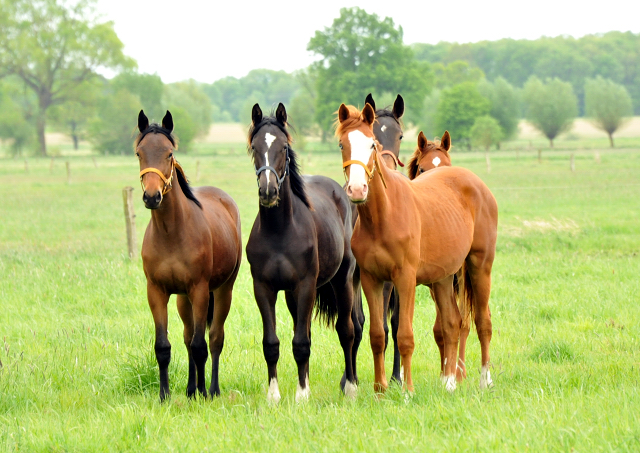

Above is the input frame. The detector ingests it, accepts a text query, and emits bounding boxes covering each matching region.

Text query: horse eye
[419,168,424,174]
[135,152,140,158]
[168,153,173,159]
[339,143,343,149]
[400,135,404,140]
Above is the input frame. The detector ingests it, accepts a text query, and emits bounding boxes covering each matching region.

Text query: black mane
[247,114,311,209]
[136,123,202,209]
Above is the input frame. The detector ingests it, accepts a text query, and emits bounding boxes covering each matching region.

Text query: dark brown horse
[136,110,242,401]
[246,103,358,403]
[336,104,498,393]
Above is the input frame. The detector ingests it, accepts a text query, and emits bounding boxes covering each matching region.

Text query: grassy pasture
[1,144,640,451]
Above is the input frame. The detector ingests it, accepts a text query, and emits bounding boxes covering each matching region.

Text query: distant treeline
[412,32,640,115]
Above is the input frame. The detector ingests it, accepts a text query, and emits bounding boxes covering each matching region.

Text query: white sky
[95,0,640,84]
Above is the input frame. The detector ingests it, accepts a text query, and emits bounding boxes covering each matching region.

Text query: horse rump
[314,283,339,328]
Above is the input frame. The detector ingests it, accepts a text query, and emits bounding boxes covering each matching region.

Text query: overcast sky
[95,0,640,84]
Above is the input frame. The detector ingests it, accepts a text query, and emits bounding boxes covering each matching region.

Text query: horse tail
[387,286,398,317]
[207,291,214,329]
[456,262,474,330]
[314,284,338,328]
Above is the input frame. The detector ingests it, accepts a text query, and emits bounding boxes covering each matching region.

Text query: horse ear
[338,104,350,123]
[365,93,376,111]
[418,131,428,150]
[138,110,149,132]
[162,110,173,133]
[441,130,451,152]
[393,94,405,119]
[362,103,375,126]
[276,102,287,125]
[252,103,263,125]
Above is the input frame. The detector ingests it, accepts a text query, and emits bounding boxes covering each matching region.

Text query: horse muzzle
[143,190,163,209]
[346,182,368,204]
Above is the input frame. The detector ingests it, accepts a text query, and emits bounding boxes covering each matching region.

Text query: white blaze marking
[381,125,387,132]
[264,133,276,186]
[444,374,457,393]
[347,130,375,192]
[295,375,310,403]
[480,365,493,389]
[432,156,441,167]
[267,377,281,404]
[343,380,358,399]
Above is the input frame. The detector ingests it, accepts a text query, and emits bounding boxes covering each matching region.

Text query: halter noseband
[255,147,290,190]
[342,147,387,189]
[139,157,175,195]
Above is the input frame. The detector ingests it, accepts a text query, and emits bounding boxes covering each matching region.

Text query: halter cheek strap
[139,157,175,195]
[342,150,387,189]
[255,149,290,190]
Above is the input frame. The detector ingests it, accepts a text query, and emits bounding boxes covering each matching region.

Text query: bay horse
[336,103,498,392]
[246,103,358,403]
[136,110,242,401]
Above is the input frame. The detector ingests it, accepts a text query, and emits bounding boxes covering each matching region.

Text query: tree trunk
[549,138,554,148]
[608,132,614,148]
[36,112,47,157]
[72,134,79,150]
[71,120,79,150]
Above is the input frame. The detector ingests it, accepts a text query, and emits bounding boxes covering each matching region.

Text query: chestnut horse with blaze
[136,110,242,401]
[336,104,498,392]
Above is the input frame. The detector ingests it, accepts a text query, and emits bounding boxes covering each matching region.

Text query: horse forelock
[374,109,403,128]
[135,124,177,149]
[247,116,291,154]
[334,105,372,139]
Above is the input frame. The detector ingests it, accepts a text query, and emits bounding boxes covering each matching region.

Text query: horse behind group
[136,110,242,401]
[246,103,359,403]
[336,103,498,393]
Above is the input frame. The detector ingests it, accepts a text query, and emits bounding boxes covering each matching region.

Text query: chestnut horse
[336,104,498,392]
[407,131,453,178]
[136,111,242,401]
[246,103,358,403]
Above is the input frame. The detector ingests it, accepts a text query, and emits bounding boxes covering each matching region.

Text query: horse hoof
[343,380,358,400]
[267,378,281,405]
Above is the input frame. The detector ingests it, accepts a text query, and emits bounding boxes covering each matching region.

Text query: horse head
[365,93,405,170]
[249,103,291,208]
[407,131,452,179]
[136,110,177,209]
[335,103,379,203]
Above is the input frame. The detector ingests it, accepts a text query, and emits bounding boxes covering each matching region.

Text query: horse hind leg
[345,266,365,386]
[176,294,196,397]
[432,304,445,376]
[387,285,402,384]
[209,286,232,397]
[431,275,461,393]
[467,252,494,389]
[189,283,211,398]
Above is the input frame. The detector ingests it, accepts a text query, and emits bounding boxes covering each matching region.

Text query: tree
[308,7,431,136]
[88,89,141,155]
[49,78,100,150]
[164,80,212,152]
[0,78,36,156]
[112,72,164,121]
[0,0,134,156]
[433,61,485,89]
[435,82,490,149]
[584,76,632,147]
[471,115,503,151]
[523,77,577,147]
[478,77,520,142]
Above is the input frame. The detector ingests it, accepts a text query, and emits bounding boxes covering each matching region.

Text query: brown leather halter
[342,149,387,189]
[139,157,185,195]
[379,150,405,168]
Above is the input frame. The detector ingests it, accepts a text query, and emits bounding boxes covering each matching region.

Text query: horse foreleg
[360,270,387,393]
[147,282,171,402]
[176,294,196,397]
[209,285,232,397]
[188,283,211,398]
[393,273,417,393]
[432,301,445,376]
[432,275,461,392]
[254,280,280,404]
[331,269,356,398]
[292,278,315,403]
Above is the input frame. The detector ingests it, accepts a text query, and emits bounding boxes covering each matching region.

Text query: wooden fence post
[66,162,71,184]
[195,160,200,182]
[538,149,542,163]
[92,157,98,168]
[122,187,137,260]
[595,151,601,164]
[485,152,491,173]
[570,153,575,172]
[49,157,54,173]
[24,159,28,173]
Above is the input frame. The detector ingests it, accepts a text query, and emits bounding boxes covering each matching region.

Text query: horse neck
[356,153,391,232]
[258,176,295,231]
[149,182,190,235]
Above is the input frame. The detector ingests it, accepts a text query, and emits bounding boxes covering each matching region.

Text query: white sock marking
[432,156,441,167]
[267,377,281,404]
[400,366,404,382]
[343,380,358,399]
[444,374,456,393]
[295,375,310,403]
[480,365,493,389]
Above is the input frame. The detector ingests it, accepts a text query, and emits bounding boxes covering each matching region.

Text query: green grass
[1,144,640,452]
